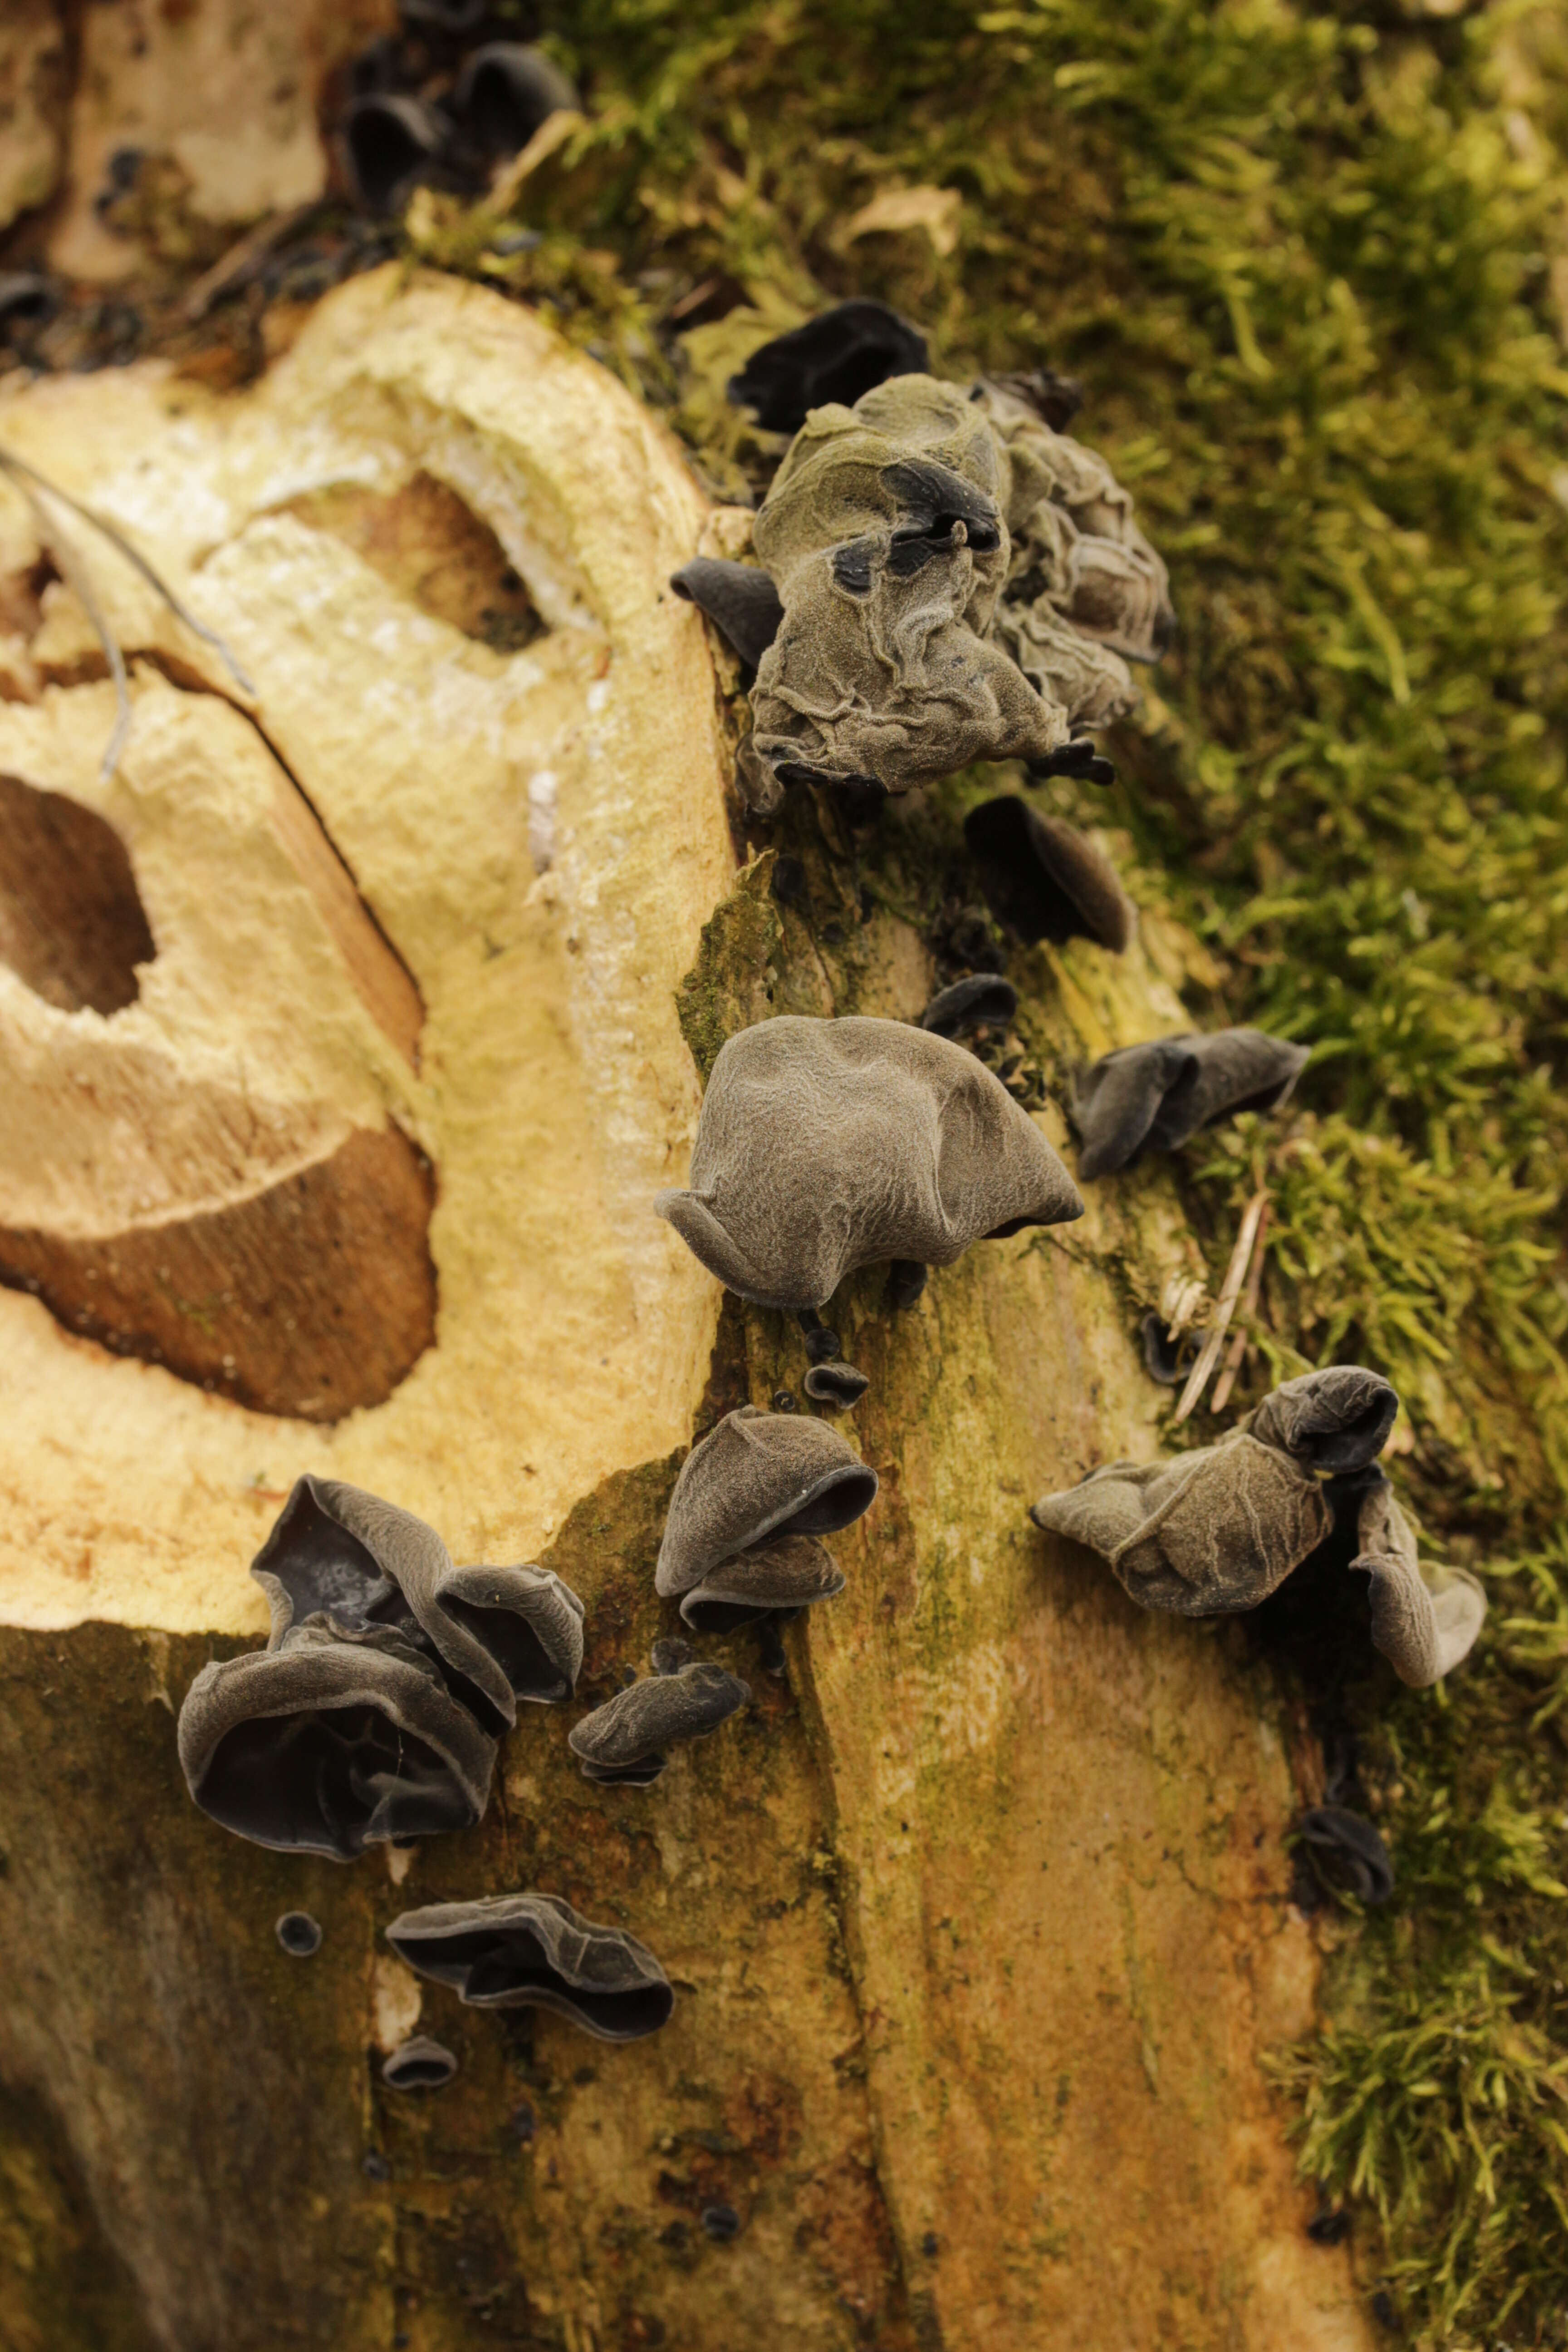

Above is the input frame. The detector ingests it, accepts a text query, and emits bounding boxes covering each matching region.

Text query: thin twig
[1172,1189,1269,1426]
[181,202,313,323]
[1209,1200,1271,1415]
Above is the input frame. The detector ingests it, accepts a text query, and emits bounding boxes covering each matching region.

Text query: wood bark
[0,267,1372,2352]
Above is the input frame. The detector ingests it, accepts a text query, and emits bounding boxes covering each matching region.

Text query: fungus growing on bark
[656,1409,877,1600]
[1073,1029,1310,1180]
[386,1893,674,2041]
[803,1361,871,1410]
[1298,1806,1395,1907]
[728,301,929,434]
[176,1478,584,1858]
[962,798,1131,951]
[920,974,1019,1040]
[450,44,580,159]
[678,1532,847,1634]
[655,1015,1082,1313]
[702,2205,742,2242]
[275,1911,323,1957]
[650,1636,696,1675]
[669,558,784,671]
[1029,1368,1486,1682]
[343,94,446,214]
[568,1661,750,1786]
[382,2036,459,2092]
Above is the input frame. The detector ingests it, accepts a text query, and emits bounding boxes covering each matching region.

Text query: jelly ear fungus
[386,1893,673,2041]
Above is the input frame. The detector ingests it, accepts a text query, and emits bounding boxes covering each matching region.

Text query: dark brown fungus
[669,558,784,671]
[343,94,446,214]
[651,1636,695,1675]
[887,1258,928,1311]
[1298,1807,1394,1907]
[1029,1367,1485,1681]
[450,44,579,160]
[803,1360,871,1410]
[382,2035,458,2092]
[1073,1028,1309,1181]
[963,797,1131,952]
[728,301,929,435]
[702,2205,741,2242]
[386,1892,674,2041]
[1141,1311,1198,1388]
[678,1532,847,1633]
[655,1407,876,1599]
[275,1910,323,1957]
[919,974,1019,1039]
[568,1662,750,1785]
[655,1014,1082,1313]
[0,274,57,338]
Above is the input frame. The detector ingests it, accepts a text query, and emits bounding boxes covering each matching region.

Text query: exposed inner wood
[280,471,545,652]
[0,771,156,1013]
[0,1125,437,1421]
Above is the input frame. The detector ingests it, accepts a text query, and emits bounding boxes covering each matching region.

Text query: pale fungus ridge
[176,1478,585,1859]
[568,1661,751,1786]
[386,1893,674,2041]
[382,2036,459,2092]
[655,1014,1082,1314]
[1030,1367,1486,1685]
[962,797,1132,952]
[1073,1028,1311,1180]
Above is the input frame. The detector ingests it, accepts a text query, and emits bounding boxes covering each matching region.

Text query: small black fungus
[1073,1029,1310,1181]
[1306,2208,1350,2247]
[921,2230,941,2259]
[510,2102,536,2144]
[984,366,1085,432]
[0,274,58,339]
[1025,738,1117,787]
[701,2204,740,2242]
[770,854,813,914]
[651,1636,695,1676]
[343,94,446,215]
[382,2035,459,2092]
[803,1360,870,1411]
[362,2151,392,2181]
[919,975,1019,1041]
[771,1388,798,1413]
[1371,2288,1397,2330]
[799,1311,841,1365]
[275,1910,323,1958]
[568,1662,750,1785]
[728,300,929,435]
[450,44,579,159]
[387,1892,674,2041]
[1298,1807,1395,1907]
[887,1259,928,1312]
[963,797,1130,952]
[670,557,785,671]
[1141,1311,1197,1388]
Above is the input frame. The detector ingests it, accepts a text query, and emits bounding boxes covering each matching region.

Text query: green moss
[402,0,1568,2331]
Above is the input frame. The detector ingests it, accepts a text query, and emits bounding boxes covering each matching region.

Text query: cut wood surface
[0,273,1370,2349]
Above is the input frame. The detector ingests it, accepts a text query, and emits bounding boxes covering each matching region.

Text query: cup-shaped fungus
[1298,1806,1394,1907]
[728,301,930,435]
[677,1531,847,1635]
[920,975,1019,1040]
[343,94,446,214]
[1073,1028,1310,1180]
[1029,1367,1486,1685]
[275,1911,323,1957]
[382,2036,459,2092]
[803,1361,871,1411]
[176,1477,586,1859]
[657,1411,877,1598]
[962,798,1131,952]
[449,44,579,159]
[669,559,785,672]
[568,1661,751,1786]
[655,1015,1082,1314]
[386,1892,674,2041]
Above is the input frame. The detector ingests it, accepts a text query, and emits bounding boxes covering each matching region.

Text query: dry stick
[1172,1188,1269,1426]
[1209,1200,1270,1415]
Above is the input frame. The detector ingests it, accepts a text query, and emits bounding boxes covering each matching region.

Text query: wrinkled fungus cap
[655,1015,1081,1312]
[568,1662,750,1783]
[678,1531,847,1632]
[728,300,929,434]
[1073,1028,1307,1181]
[963,797,1130,952]
[1251,1367,1399,1475]
[656,1410,876,1599]
[387,1892,674,2041]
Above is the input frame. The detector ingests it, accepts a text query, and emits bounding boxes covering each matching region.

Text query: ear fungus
[1072,1028,1308,1180]
[727,301,930,434]
[920,975,1019,1039]
[962,798,1131,951]
[449,44,579,157]
[1250,1367,1398,1474]
[1349,1478,1487,1686]
[176,1478,585,1858]
[382,2036,459,2092]
[343,94,446,214]
[275,1911,323,1957]
[656,1409,877,1602]
[678,1532,847,1633]
[386,1893,674,2041]
[670,559,785,671]
[655,1015,1082,1315]
[1298,1807,1394,1906]
[568,1662,751,1786]
[802,1361,871,1411]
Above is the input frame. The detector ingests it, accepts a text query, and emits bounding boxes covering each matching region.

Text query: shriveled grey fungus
[275,1910,323,1957]
[1030,1367,1485,1683]
[176,1476,585,1859]
[656,1408,877,1599]
[450,44,579,159]
[386,1892,674,2041]
[1298,1807,1395,1907]
[803,1361,871,1411]
[728,300,929,435]
[655,1014,1082,1313]
[962,797,1131,952]
[650,1636,696,1675]
[920,974,1019,1040]
[669,558,785,671]
[678,1532,847,1634]
[740,371,1171,804]
[343,94,444,214]
[1073,1027,1310,1181]
[568,1662,751,1786]
[382,2036,459,2092]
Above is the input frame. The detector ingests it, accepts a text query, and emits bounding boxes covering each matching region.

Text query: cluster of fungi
[176,297,1486,2093]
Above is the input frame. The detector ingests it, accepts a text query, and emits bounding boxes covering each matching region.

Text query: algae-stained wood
[0,275,1366,2350]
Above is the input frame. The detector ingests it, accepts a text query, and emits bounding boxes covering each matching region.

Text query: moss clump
[401,0,1568,2332]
